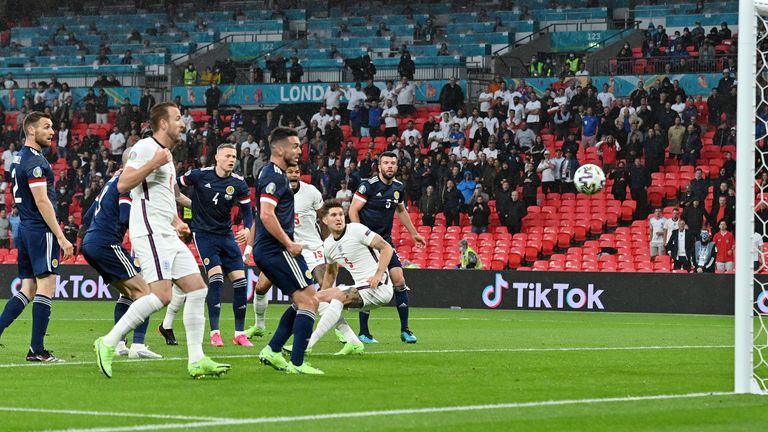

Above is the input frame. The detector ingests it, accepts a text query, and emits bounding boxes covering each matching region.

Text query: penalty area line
[45,391,736,432]
[0,345,732,369]
[0,406,227,422]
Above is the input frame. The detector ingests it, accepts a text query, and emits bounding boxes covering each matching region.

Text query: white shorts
[341,283,394,311]
[302,248,325,272]
[131,234,199,284]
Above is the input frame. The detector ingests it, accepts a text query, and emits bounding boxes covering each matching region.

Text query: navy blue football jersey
[354,175,405,239]
[255,162,294,252]
[11,146,57,228]
[178,167,251,235]
[83,175,131,244]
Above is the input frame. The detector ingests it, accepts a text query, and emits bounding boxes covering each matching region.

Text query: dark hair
[320,198,344,216]
[23,111,52,136]
[149,102,178,132]
[269,127,298,149]
[379,151,398,162]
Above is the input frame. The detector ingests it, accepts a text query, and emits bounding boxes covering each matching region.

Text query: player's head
[286,165,301,191]
[23,111,54,148]
[150,102,184,144]
[378,151,398,181]
[269,127,300,167]
[320,199,345,234]
[215,143,237,174]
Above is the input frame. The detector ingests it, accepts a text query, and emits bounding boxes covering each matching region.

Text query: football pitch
[0,301,765,431]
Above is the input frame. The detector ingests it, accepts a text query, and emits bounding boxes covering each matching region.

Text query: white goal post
[737,0,764,394]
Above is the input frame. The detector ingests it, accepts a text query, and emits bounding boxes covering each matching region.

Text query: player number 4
[212,192,219,205]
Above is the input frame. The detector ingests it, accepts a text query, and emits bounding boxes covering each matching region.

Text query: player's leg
[285,286,321,373]
[159,284,185,344]
[389,265,417,343]
[219,235,250,346]
[245,273,272,338]
[308,287,363,351]
[0,230,36,344]
[171,239,230,378]
[27,273,60,361]
[113,295,133,355]
[205,266,225,347]
[110,280,161,359]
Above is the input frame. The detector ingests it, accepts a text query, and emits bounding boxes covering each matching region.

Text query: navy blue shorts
[81,239,140,285]
[382,236,402,270]
[193,231,245,275]
[253,248,313,297]
[17,226,60,279]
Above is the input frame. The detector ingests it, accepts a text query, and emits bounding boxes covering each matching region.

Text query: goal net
[740,0,768,394]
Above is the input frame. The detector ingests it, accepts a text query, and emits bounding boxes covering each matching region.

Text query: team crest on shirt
[265,182,276,194]
[393,191,400,200]
[129,151,137,160]
[134,258,141,267]
[32,167,43,178]
[358,184,367,194]
[226,186,235,195]
[305,269,312,279]
[204,258,210,266]
[51,259,58,268]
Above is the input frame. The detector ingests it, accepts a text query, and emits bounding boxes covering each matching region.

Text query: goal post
[736,0,762,394]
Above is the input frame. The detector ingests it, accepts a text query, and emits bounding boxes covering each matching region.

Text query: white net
[753,12,768,393]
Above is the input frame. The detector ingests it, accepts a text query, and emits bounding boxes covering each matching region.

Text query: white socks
[104,294,164,347]
[184,288,207,364]
[254,293,268,330]
[308,299,343,349]
[162,285,186,330]
[335,317,362,346]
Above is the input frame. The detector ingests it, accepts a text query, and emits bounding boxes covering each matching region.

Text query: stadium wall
[0,266,747,315]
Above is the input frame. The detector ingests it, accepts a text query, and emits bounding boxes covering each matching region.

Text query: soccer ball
[573,164,606,195]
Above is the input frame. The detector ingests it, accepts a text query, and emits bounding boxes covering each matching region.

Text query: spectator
[335,180,353,215]
[666,219,694,271]
[458,239,483,269]
[710,195,735,229]
[397,52,415,80]
[506,190,527,234]
[712,220,734,272]
[324,83,345,111]
[439,77,464,112]
[683,198,706,235]
[63,215,79,254]
[95,89,109,124]
[521,162,540,207]
[457,171,476,212]
[381,99,399,139]
[108,127,125,161]
[754,230,765,271]
[693,231,717,273]
[0,209,9,248]
[470,193,490,234]
[418,185,440,227]
[689,168,709,202]
[183,63,198,85]
[394,77,416,117]
[441,179,462,226]
[559,150,579,193]
[717,68,734,93]
[667,116,686,160]
[2,143,16,182]
[681,124,702,166]
[205,82,222,115]
[514,122,536,151]
[629,158,651,218]
[524,93,542,133]
[581,107,599,148]
[664,208,682,243]
[8,206,20,248]
[289,56,303,83]
[644,128,665,173]
[649,208,668,257]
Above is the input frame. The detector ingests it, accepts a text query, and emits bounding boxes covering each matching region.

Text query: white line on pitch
[0,406,226,422]
[0,345,732,369]
[43,391,736,432]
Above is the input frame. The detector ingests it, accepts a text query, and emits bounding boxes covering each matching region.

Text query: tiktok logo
[481,273,605,310]
[482,273,508,308]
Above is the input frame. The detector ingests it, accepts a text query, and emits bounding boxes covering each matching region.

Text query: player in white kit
[243,165,327,338]
[304,199,394,354]
[94,102,230,379]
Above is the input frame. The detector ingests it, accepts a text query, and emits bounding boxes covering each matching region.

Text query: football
[573,164,606,195]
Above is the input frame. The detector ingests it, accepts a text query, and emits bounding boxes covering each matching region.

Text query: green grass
[0,302,765,431]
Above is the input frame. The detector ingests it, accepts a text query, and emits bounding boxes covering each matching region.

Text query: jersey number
[344,257,354,268]
[294,213,300,225]
[11,168,19,203]
[212,193,219,205]
[313,250,323,260]
[93,185,110,217]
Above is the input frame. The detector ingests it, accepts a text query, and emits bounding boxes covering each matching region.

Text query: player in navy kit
[81,151,160,359]
[349,151,425,343]
[255,127,323,375]
[159,143,253,348]
[0,112,74,362]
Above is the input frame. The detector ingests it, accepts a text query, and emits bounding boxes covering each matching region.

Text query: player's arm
[172,213,190,237]
[118,194,131,226]
[367,233,393,288]
[320,262,338,290]
[396,202,426,247]
[260,197,302,256]
[236,191,253,244]
[243,207,257,262]
[349,184,368,223]
[175,186,192,209]
[30,184,74,259]
[117,146,173,193]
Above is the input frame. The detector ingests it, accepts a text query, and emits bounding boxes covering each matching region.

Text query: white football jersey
[323,222,389,287]
[126,136,177,238]
[293,181,324,250]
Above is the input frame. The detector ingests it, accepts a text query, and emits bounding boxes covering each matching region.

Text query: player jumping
[349,151,424,343]
[81,152,161,359]
[242,164,326,339]
[254,127,322,375]
[94,102,230,379]
[158,143,253,347]
[305,199,395,354]
[0,112,74,362]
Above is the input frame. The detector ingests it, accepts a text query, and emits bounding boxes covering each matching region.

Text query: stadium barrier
[0,266,745,315]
